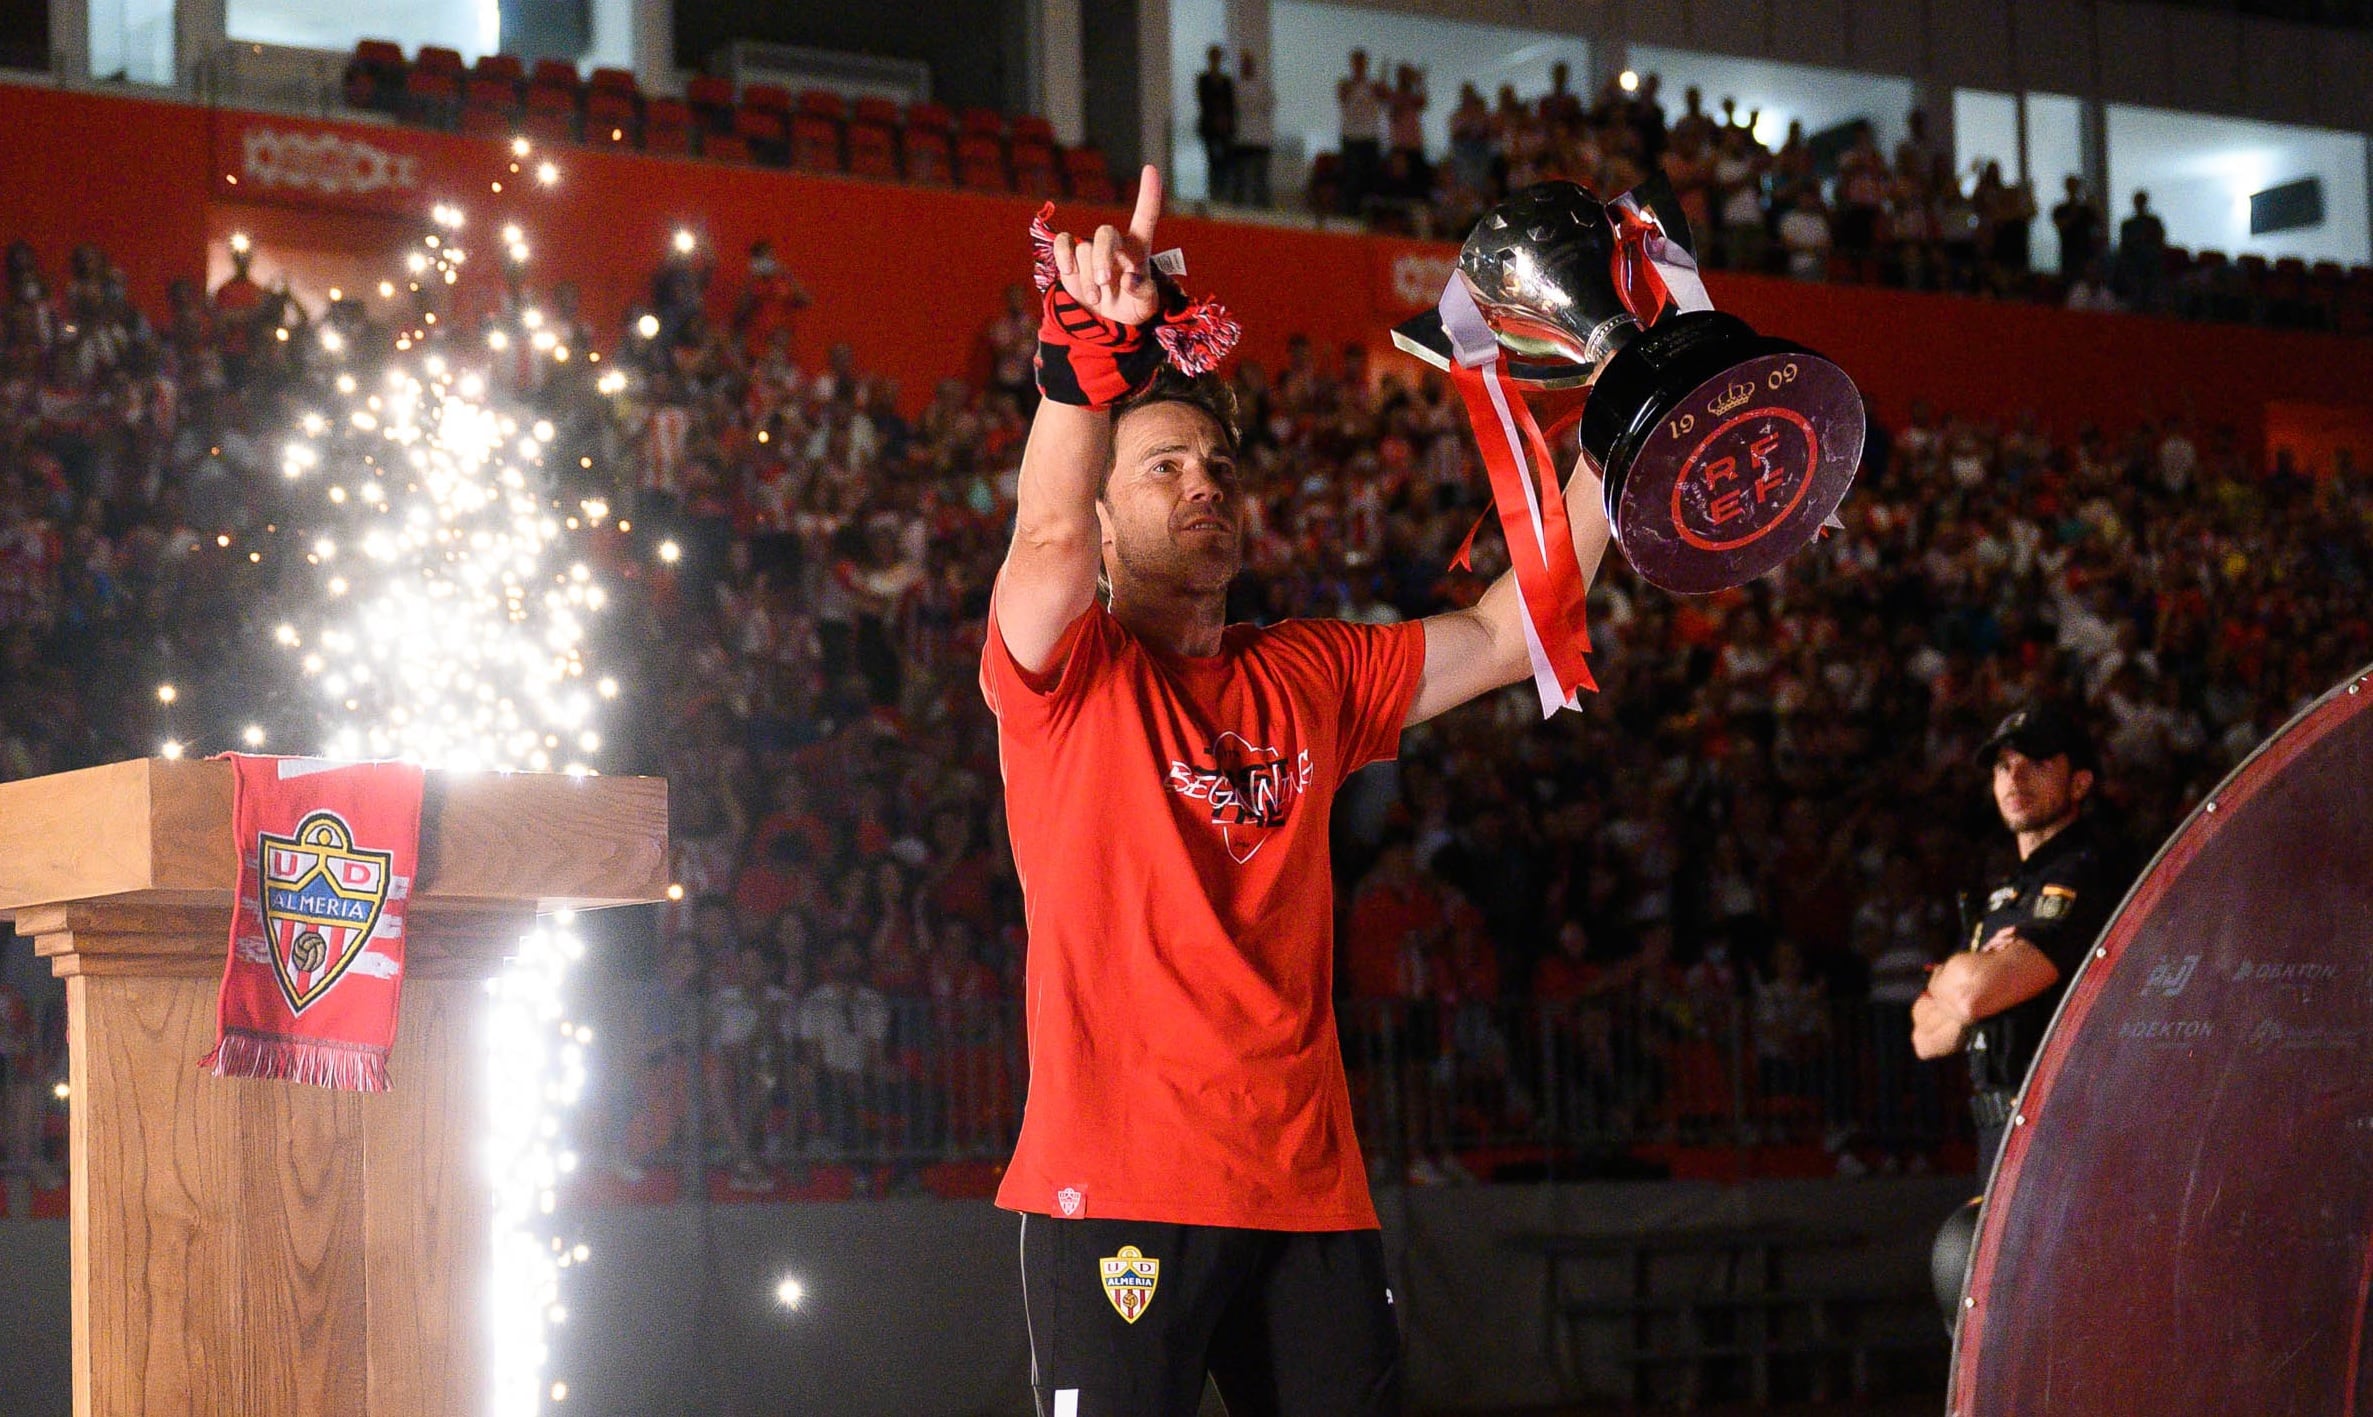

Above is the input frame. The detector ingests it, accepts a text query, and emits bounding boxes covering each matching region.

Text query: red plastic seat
[1011,138,1058,198]
[345,40,405,111]
[797,89,847,122]
[956,132,1007,190]
[415,45,465,77]
[741,83,793,116]
[958,107,1004,138]
[790,114,842,172]
[404,66,461,125]
[846,121,897,179]
[529,58,579,91]
[902,125,953,183]
[473,53,524,86]
[464,74,518,112]
[734,105,787,164]
[852,95,901,128]
[701,132,751,164]
[585,89,638,145]
[1062,146,1114,202]
[686,75,736,131]
[588,67,638,99]
[905,101,954,134]
[643,97,694,155]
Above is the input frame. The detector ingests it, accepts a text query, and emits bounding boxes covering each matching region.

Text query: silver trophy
[1396,178,1864,594]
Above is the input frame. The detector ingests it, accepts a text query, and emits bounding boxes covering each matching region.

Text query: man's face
[1098,401,1241,598]
[1992,748,2091,834]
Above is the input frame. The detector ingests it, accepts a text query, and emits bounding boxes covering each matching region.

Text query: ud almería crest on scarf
[1099,1245,1160,1323]
[258,809,394,1014]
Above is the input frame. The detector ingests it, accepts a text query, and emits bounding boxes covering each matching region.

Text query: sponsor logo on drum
[2226,958,2341,987]
[2143,954,2200,998]
[2245,1019,2362,1051]
[2116,1018,2213,1042]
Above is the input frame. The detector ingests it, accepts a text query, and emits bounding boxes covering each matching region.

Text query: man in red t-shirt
[985,167,1613,1417]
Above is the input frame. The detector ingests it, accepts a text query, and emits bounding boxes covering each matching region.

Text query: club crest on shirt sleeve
[2035,883,2076,920]
[1099,1245,1160,1323]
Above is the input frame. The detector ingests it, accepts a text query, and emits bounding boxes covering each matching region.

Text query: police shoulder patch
[1100,1245,1159,1324]
[2034,884,2076,920]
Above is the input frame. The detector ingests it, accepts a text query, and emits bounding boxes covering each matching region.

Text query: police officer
[1915,703,2130,1326]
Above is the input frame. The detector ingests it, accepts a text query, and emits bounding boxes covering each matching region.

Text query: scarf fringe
[1028,202,1059,292]
[202,1029,391,1093]
[1156,296,1242,376]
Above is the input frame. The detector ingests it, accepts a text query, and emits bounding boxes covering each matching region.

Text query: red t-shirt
[982,598,1426,1230]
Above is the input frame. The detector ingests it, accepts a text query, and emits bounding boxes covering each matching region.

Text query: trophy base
[1580,311,1865,595]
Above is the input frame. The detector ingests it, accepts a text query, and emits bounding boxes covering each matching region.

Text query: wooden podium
[0,758,668,1416]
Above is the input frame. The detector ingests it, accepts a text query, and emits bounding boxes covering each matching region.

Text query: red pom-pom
[1155,295,1241,376]
[1028,203,1059,293]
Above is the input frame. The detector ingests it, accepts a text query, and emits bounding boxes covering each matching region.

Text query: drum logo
[258,810,394,1014]
[1100,1245,1160,1324]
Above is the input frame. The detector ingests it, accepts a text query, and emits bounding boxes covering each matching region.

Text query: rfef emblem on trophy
[1395,177,1864,713]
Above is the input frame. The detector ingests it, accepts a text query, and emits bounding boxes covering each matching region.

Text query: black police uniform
[1961,812,2125,1176]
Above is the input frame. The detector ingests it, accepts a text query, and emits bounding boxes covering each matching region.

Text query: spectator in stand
[1227,49,1275,208]
[1539,61,1584,130]
[1387,63,1429,176]
[2051,175,2104,283]
[733,240,811,365]
[798,932,891,1155]
[1336,49,1386,215]
[983,282,1037,410]
[210,238,269,383]
[1778,186,1833,281]
[1976,160,2037,294]
[2113,190,2169,313]
[1833,130,1890,272]
[1194,45,1236,203]
[1445,82,1495,202]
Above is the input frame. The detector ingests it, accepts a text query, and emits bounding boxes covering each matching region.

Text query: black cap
[1978,704,2097,773]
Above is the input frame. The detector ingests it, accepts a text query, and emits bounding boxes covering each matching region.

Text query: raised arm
[992,169,1166,672]
[1404,456,1614,725]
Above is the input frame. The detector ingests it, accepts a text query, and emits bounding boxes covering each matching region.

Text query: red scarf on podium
[199,755,425,1093]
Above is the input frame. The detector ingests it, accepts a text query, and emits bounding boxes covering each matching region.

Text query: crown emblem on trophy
[1709,380,1756,417]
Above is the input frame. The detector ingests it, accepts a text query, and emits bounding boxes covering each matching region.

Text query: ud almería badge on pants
[1100,1246,1159,1323]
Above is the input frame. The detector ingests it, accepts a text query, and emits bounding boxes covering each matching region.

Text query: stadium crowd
[1287,53,2366,330]
[0,223,2368,1197]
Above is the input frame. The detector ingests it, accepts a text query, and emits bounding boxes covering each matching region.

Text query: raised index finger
[1127,166,1163,247]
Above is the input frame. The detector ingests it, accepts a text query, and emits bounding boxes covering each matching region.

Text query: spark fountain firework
[254,158,615,1416]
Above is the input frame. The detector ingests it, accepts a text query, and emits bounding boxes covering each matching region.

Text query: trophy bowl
[1394,178,1864,595]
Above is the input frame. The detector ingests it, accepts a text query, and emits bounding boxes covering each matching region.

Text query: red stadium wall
[5,82,2371,454]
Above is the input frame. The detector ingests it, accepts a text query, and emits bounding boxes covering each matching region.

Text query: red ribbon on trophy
[1607,188,1714,327]
[199,755,426,1092]
[1435,277,1597,714]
